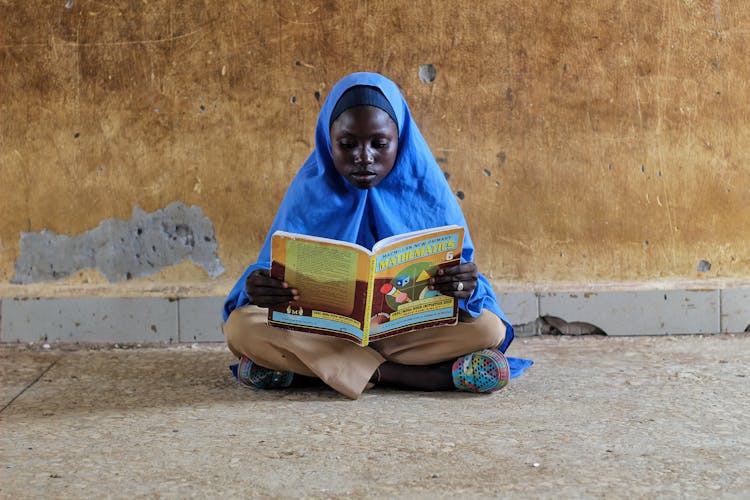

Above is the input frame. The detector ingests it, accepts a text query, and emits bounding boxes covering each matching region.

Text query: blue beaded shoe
[236,356,294,389]
[451,349,510,393]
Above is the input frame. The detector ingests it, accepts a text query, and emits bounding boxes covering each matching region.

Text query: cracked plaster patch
[13,202,225,284]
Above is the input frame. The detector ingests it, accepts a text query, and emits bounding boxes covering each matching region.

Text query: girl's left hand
[429,262,478,299]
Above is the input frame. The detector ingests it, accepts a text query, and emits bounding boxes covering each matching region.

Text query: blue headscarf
[223,72,515,353]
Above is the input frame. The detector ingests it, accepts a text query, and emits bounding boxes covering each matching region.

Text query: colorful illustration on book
[380,282,410,304]
[370,311,390,326]
[379,262,441,310]
[369,255,456,337]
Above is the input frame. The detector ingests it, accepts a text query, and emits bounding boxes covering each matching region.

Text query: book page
[269,231,373,344]
[285,238,359,316]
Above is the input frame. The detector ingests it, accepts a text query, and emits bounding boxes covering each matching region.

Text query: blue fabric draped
[223,72,531,377]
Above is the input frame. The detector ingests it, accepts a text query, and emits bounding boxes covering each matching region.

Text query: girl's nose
[354,147,374,165]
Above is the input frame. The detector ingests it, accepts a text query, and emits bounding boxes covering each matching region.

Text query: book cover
[268,225,464,346]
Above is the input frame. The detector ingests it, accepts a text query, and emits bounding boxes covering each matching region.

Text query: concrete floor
[1,334,748,499]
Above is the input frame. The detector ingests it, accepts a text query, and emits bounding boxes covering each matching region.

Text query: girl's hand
[428,262,478,299]
[246,269,299,309]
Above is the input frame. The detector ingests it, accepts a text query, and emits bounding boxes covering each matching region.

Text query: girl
[223,72,529,399]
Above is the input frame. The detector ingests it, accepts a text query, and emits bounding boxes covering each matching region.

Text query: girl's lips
[351,171,376,179]
[349,171,378,188]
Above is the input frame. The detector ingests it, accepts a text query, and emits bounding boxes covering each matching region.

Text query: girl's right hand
[246,269,299,309]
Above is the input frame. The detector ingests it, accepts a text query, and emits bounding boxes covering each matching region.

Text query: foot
[451,349,509,393]
[236,356,294,389]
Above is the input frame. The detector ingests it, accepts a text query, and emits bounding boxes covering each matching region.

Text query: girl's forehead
[328,85,398,130]
[330,106,398,134]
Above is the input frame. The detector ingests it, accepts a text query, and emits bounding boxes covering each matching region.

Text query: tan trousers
[224,305,506,399]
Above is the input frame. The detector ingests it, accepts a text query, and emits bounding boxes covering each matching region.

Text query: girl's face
[330,105,399,189]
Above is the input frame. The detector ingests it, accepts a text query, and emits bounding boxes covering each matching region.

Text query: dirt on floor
[1,334,748,498]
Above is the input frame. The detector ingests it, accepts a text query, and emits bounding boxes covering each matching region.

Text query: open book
[268,225,465,346]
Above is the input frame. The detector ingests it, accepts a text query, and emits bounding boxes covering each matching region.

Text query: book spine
[361,255,377,346]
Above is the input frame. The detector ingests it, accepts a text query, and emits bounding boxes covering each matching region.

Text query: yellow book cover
[268,225,464,346]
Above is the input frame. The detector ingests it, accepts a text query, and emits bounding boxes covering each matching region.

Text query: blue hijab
[223,72,517,354]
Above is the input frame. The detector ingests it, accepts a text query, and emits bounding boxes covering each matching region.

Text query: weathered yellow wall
[1,0,749,296]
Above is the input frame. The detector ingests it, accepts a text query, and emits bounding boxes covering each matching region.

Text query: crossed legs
[224,305,506,399]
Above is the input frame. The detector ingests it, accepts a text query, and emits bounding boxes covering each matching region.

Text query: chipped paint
[13,202,224,284]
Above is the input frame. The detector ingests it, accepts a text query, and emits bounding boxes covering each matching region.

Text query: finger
[429,285,476,297]
[248,268,272,283]
[252,289,299,304]
[249,269,295,287]
[432,265,477,281]
[437,262,477,275]
[249,291,300,307]
[251,286,298,295]
[249,274,289,289]
[431,277,477,293]
[430,272,477,285]
[248,274,297,293]
[250,287,299,299]
[430,276,478,291]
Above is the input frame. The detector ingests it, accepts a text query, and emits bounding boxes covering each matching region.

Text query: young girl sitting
[223,72,530,399]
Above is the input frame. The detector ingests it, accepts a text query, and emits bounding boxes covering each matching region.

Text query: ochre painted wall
[1,0,749,296]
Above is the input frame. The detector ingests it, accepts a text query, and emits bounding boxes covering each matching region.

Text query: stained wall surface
[1,0,749,297]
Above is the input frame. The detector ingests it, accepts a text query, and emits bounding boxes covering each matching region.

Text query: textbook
[268,225,465,346]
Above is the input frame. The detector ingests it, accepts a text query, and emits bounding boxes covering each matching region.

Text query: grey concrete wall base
[178,297,226,342]
[497,292,539,337]
[0,289,748,343]
[1,297,178,343]
[497,292,539,325]
[721,288,750,333]
[539,290,720,336]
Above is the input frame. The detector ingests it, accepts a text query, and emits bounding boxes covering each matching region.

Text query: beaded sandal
[451,349,510,393]
[236,356,294,389]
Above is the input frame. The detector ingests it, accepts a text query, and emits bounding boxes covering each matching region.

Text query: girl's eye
[338,141,356,149]
[373,141,389,149]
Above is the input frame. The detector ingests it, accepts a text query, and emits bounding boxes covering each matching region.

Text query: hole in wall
[497,151,506,166]
[419,64,436,83]
[696,260,711,272]
[539,316,606,336]
[514,316,608,337]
